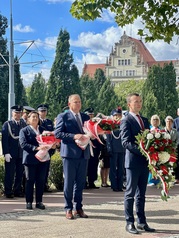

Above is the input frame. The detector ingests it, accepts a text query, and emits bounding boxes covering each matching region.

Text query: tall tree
[45,29,74,119]
[80,74,96,112]
[14,56,27,106]
[0,14,8,125]
[68,64,81,96]
[114,79,145,110]
[162,62,178,118]
[70,0,179,43]
[142,63,178,124]
[97,79,119,115]
[28,73,46,109]
[94,68,106,94]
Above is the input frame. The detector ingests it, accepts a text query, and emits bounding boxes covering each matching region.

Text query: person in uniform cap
[37,104,54,192]
[62,106,69,112]
[2,105,27,198]
[22,106,35,123]
[83,107,94,120]
[106,106,125,192]
[84,107,101,189]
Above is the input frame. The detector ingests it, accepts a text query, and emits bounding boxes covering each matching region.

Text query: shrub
[0,156,5,193]
[49,151,64,191]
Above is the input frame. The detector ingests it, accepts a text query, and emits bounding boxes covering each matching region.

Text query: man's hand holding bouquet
[35,131,61,162]
[136,129,177,201]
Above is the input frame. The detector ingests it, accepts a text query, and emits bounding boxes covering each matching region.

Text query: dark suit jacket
[120,113,150,168]
[19,125,45,165]
[54,110,90,160]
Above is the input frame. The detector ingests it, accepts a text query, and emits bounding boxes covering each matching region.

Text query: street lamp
[8,0,15,120]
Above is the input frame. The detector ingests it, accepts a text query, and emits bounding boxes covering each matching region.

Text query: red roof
[82,63,106,77]
[147,60,177,68]
[129,37,155,63]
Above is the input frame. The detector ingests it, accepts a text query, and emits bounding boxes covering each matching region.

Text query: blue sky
[0,0,179,86]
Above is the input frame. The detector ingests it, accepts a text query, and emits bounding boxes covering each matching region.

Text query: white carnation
[155,133,161,139]
[158,152,170,164]
[163,133,171,139]
[146,133,154,140]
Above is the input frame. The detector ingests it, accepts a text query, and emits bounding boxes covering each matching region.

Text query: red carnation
[160,165,168,175]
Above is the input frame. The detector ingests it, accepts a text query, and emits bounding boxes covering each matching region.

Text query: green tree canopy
[114,79,145,110]
[28,73,47,110]
[80,74,96,112]
[70,0,179,43]
[97,79,119,115]
[142,63,178,125]
[45,29,76,119]
[0,14,9,125]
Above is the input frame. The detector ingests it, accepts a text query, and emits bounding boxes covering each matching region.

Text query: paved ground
[0,185,179,238]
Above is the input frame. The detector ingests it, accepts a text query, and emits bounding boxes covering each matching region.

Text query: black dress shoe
[137,223,155,232]
[26,203,33,210]
[14,192,24,197]
[36,202,45,210]
[88,183,99,189]
[126,224,139,234]
[6,193,14,199]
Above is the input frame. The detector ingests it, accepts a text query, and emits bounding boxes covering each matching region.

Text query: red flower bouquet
[84,113,120,144]
[136,129,177,200]
[35,131,60,162]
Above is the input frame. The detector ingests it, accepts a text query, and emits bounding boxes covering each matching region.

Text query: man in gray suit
[54,94,90,219]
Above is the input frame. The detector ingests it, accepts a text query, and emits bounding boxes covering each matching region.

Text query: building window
[120,71,122,76]
[113,71,116,76]
[118,59,131,66]
[126,70,128,76]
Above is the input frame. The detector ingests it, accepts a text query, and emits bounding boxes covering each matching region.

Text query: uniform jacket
[2,119,26,158]
[40,118,54,131]
[19,125,46,165]
[106,129,125,153]
[54,110,90,160]
[120,113,150,168]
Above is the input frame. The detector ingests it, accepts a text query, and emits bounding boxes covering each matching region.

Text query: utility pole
[8,0,15,120]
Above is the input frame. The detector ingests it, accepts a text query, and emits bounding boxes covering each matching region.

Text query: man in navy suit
[120,93,155,234]
[54,94,90,219]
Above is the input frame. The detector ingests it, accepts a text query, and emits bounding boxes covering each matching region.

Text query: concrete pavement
[0,185,179,238]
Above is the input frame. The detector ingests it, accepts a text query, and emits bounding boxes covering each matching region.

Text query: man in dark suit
[54,94,90,219]
[120,93,155,234]
[37,104,54,192]
[2,105,27,198]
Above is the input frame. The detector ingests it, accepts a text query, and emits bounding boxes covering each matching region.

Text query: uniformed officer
[21,106,35,123]
[37,104,54,192]
[84,107,101,189]
[2,105,27,198]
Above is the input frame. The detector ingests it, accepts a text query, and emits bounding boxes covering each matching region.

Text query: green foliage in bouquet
[0,156,5,194]
[49,151,64,191]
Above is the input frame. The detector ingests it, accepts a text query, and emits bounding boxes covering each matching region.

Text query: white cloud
[70,26,123,55]
[22,67,51,86]
[13,24,34,33]
[98,9,115,23]
[44,36,57,50]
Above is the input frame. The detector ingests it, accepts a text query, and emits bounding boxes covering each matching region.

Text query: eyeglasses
[153,119,159,120]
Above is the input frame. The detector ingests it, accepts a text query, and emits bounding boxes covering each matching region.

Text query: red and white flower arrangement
[35,131,60,162]
[136,129,177,201]
[75,113,120,151]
